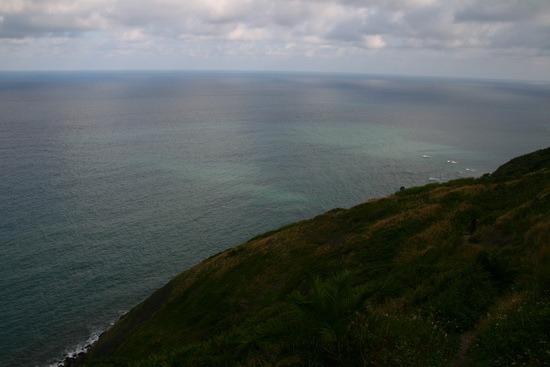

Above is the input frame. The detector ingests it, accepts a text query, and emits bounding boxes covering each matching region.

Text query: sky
[1,0,550,81]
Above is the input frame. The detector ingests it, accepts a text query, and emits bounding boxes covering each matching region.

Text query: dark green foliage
[469,296,550,367]
[394,182,442,196]
[371,314,457,367]
[250,271,377,367]
[490,147,550,182]
[421,266,497,332]
[82,148,550,367]
[475,250,517,291]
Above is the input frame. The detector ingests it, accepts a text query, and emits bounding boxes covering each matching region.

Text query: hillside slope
[82,148,549,367]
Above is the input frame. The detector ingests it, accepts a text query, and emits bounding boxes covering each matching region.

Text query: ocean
[0,71,549,366]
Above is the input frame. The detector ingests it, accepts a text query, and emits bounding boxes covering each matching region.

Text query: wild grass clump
[475,250,518,292]
[249,271,378,367]
[246,271,458,367]
[420,265,497,332]
[469,295,549,367]
[372,313,457,367]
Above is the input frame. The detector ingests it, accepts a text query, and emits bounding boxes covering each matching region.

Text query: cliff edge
[82,148,549,367]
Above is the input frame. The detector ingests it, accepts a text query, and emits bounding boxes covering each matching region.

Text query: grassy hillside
[82,148,549,367]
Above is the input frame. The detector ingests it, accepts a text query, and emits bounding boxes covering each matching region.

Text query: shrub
[469,297,549,367]
[421,266,497,332]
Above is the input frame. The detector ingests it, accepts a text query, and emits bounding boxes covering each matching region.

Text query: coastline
[50,329,103,367]
[3,72,549,367]
[68,147,550,366]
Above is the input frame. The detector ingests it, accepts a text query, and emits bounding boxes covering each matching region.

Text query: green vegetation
[81,148,549,367]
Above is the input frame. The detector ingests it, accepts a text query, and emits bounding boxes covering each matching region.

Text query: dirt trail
[451,231,495,367]
[451,330,475,367]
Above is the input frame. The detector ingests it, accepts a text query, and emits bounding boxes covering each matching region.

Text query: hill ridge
[81,147,549,367]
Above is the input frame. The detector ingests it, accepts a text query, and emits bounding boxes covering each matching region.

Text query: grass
[469,294,549,367]
[82,148,549,367]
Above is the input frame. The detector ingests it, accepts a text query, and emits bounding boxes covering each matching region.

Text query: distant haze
[1,0,550,81]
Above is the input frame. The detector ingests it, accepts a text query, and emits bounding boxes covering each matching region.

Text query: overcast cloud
[1,0,549,80]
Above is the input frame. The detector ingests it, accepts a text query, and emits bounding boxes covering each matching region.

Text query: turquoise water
[0,71,549,366]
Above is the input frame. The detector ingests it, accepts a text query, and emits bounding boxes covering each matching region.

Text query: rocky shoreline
[58,346,90,367]
[52,330,103,367]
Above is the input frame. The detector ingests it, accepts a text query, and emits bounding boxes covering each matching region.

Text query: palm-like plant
[283,271,379,366]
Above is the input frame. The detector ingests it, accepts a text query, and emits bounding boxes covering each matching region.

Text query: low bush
[469,296,549,367]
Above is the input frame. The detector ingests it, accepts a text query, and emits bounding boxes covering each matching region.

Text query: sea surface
[0,71,549,366]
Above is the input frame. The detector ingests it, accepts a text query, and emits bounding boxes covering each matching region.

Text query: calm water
[1,71,549,366]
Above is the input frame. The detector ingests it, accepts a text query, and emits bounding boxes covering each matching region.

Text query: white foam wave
[47,331,101,367]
